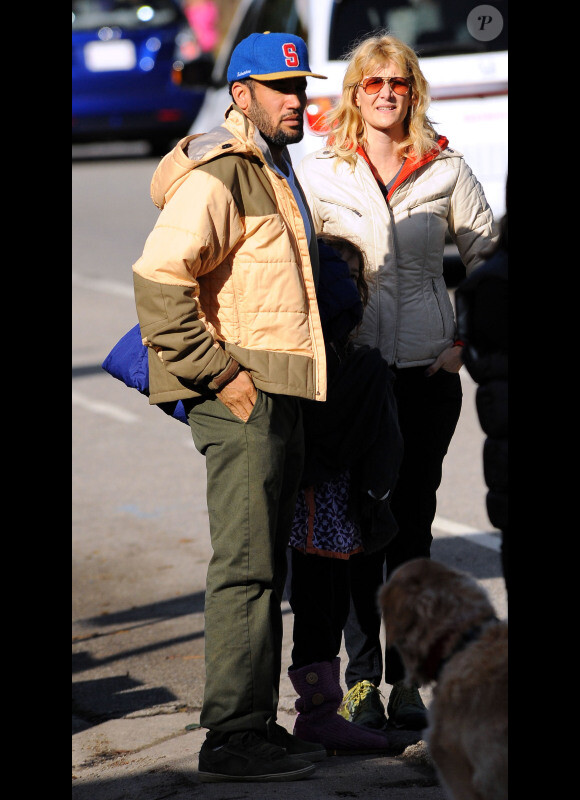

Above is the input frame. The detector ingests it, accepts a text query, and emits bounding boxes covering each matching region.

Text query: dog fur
[380,558,507,800]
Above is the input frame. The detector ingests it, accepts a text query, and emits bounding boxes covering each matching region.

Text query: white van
[191,0,507,219]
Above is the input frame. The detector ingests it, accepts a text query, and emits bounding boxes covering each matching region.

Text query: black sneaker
[198,731,316,782]
[386,681,428,731]
[267,720,327,762]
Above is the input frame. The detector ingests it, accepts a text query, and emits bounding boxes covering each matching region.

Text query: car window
[251,0,306,41]
[233,0,305,45]
[213,0,306,84]
[72,0,181,32]
[329,0,507,60]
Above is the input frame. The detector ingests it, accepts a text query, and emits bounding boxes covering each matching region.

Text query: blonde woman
[296,32,497,734]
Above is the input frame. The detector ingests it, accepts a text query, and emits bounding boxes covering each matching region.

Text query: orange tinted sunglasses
[359,76,411,96]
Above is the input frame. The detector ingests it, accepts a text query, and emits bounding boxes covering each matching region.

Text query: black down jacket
[455,247,508,533]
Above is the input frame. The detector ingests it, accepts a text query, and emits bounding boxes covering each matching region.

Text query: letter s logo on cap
[283,42,299,68]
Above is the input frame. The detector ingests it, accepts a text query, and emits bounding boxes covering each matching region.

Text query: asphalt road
[72,142,507,798]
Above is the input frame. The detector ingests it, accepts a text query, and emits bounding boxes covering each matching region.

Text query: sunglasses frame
[359,76,411,96]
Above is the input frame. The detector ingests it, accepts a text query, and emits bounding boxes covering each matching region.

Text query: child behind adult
[287,235,419,753]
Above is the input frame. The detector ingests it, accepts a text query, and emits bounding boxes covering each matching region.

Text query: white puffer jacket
[296,142,497,367]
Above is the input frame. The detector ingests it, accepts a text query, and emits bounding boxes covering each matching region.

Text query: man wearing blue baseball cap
[226,31,326,160]
[132,32,328,782]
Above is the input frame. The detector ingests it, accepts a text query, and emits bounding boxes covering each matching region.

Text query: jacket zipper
[386,135,449,201]
[432,279,446,337]
[273,167,325,398]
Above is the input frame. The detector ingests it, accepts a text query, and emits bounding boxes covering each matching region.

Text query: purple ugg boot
[288,658,399,753]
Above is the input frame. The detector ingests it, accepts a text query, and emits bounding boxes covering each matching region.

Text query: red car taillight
[172,24,201,85]
[156,108,184,122]
[171,62,184,85]
[305,96,337,133]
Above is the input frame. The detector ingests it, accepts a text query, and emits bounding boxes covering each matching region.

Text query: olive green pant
[186,389,304,741]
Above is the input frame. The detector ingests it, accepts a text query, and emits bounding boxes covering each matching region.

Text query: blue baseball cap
[227,32,327,82]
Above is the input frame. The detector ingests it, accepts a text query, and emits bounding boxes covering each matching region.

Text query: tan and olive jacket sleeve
[132,113,326,405]
[133,166,244,399]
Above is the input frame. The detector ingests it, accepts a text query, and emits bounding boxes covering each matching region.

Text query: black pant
[289,548,351,669]
[344,366,462,687]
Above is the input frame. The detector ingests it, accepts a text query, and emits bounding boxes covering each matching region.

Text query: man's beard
[247,100,304,147]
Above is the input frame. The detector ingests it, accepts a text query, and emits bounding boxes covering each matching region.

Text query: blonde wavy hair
[324,30,440,167]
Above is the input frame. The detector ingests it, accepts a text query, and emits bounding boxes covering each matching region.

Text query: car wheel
[149,138,174,158]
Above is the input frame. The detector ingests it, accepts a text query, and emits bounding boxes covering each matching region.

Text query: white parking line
[72,390,139,423]
[72,387,198,449]
[433,514,501,552]
[72,272,134,298]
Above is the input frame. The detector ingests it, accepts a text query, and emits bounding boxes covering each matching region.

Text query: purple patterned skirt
[289,470,363,560]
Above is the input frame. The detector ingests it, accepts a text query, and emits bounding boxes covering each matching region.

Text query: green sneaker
[386,681,428,731]
[337,680,388,730]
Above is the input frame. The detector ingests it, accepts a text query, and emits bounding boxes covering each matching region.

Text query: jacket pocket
[405,193,449,216]
[319,198,363,217]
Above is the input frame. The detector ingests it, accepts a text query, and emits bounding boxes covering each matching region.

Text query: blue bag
[101,323,188,425]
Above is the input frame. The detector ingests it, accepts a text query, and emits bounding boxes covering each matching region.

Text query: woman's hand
[216,370,257,421]
[424,345,463,377]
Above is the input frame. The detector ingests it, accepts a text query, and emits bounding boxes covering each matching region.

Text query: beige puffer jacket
[296,142,497,368]
[133,105,326,404]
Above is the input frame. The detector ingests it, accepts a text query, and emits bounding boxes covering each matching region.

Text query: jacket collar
[356,135,449,201]
[224,104,293,172]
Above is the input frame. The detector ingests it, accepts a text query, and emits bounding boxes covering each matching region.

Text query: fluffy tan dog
[380,558,507,800]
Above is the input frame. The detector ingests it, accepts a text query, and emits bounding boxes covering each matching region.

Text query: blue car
[72,0,210,154]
